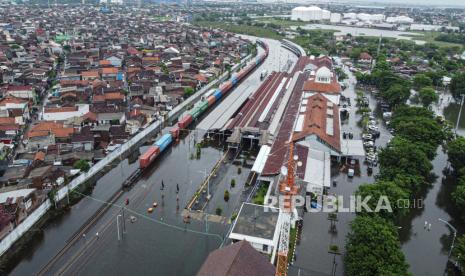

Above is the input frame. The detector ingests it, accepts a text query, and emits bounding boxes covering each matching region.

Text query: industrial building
[291,6,331,22]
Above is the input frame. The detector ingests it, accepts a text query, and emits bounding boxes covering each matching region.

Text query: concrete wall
[0,52,255,258]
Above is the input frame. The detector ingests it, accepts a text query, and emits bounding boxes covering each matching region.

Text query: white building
[322,9,331,20]
[386,15,414,24]
[41,104,90,121]
[343,12,357,20]
[356,13,385,23]
[330,13,341,23]
[291,6,325,21]
[229,203,282,257]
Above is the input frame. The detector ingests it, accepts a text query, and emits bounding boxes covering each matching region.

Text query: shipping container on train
[207,95,216,106]
[170,126,180,139]
[155,133,173,152]
[213,89,222,101]
[136,40,269,170]
[139,146,160,168]
[178,114,193,129]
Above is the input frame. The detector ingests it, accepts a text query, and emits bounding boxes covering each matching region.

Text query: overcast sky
[334,0,465,7]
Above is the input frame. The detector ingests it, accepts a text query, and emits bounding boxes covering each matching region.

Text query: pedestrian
[96,232,99,239]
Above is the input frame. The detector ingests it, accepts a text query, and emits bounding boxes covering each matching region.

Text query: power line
[70,190,224,243]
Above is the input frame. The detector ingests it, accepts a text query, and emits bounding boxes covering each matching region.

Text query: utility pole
[371,34,382,71]
[455,95,464,135]
[117,215,122,241]
[439,218,457,276]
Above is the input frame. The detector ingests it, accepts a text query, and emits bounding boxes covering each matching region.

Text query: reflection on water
[443,102,465,135]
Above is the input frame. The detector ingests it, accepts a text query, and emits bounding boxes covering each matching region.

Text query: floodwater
[9,36,294,276]
[293,24,425,45]
[64,138,227,275]
[291,64,465,276]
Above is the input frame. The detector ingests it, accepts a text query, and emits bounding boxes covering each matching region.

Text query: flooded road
[399,93,465,276]
[291,64,465,276]
[9,36,295,275]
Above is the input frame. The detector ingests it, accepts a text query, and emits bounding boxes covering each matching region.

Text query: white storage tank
[322,9,331,20]
[330,13,341,23]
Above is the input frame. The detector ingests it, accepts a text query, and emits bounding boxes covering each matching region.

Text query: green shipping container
[198,101,209,113]
[189,106,202,119]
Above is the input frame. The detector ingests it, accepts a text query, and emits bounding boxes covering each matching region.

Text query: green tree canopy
[450,72,465,101]
[73,159,90,172]
[379,137,433,182]
[390,106,446,159]
[184,87,194,97]
[418,87,438,107]
[447,137,465,172]
[356,181,409,220]
[345,216,409,276]
[413,74,433,90]
[453,234,465,269]
[380,83,411,107]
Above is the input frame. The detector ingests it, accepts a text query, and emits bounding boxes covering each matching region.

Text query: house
[27,165,65,189]
[0,205,15,240]
[0,97,30,122]
[101,67,119,80]
[41,104,90,121]
[197,241,275,276]
[81,70,100,81]
[6,85,35,100]
[96,112,126,125]
[358,52,373,64]
[26,121,74,150]
[106,56,122,67]
[0,188,40,235]
[228,203,282,256]
[71,126,94,151]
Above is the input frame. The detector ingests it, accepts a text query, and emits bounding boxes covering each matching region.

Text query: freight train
[137,40,269,170]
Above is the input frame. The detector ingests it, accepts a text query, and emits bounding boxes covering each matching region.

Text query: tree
[184,87,194,97]
[73,159,90,172]
[390,106,446,159]
[447,137,465,172]
[453,235,465,269]
[413,74,433,90]
[224,190,230,202]
[345,216,409,276]
[452,175,465,214]
[379,137,432,182]
[418,87,438,107]
[380,83,410,107]
[356,181,409,220]
[450,72,465,101]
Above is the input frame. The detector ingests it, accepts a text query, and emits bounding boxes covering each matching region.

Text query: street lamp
[199,168,210,200]
[438,218,457,275]
[455,95,465,135]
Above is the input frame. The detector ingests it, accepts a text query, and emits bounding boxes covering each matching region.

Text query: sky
[333,0,465,7]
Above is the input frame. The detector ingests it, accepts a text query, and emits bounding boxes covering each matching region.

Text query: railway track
[37,188,124,276]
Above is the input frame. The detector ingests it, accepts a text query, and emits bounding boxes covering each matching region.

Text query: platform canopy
[251,145,271,174]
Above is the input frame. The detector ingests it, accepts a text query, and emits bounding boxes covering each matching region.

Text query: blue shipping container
[214,90,222,101]
[154,134,173,152]
[231,75,238,85]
